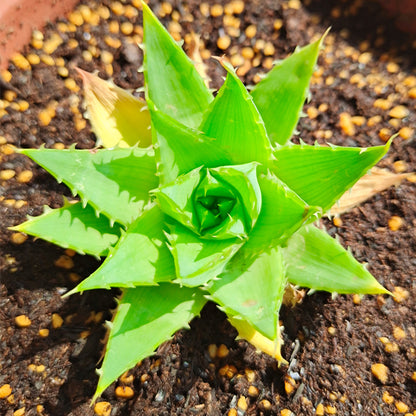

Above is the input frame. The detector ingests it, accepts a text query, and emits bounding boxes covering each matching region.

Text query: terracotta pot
[375,0,416,34]
[0,0,80,69]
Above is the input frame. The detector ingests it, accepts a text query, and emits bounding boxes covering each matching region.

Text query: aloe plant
[12,3,391,400]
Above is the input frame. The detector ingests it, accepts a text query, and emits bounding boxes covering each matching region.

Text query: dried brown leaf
[329,167,413,216]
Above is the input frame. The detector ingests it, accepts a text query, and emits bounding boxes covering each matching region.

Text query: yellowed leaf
[77,68,152,148]
[329,167,413,216]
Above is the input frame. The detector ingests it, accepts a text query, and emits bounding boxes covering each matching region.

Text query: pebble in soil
[1,0,416,415]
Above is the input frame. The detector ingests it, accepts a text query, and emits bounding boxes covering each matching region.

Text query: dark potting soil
[1,0,416,415]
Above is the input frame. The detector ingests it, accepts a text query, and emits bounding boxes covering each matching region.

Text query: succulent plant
[12,3,390,400]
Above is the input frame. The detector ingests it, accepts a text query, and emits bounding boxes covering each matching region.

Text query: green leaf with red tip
[66,205,175,294]
[93,284,206,401]
[19,148,158,226]
[251,35,324,145]
[10,202,121,257]
[200,60,272,166]
[284,225,390,294]
[272,141,390,212]
[142,2,212,129]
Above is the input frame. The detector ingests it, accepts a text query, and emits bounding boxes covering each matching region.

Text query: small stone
[408,87,416,99]
[392,286,409,303]
[237,396,248,411]
[207,344,217,359]
[15,315,31,328]
[245,24,257,38]
[217,36,231,51]
[13,407,25,416]
[382,391,394,404]
[216,343,229,358]
[398,127,414,140]
[326,405,337,414]
[393,160,407,173]
[371,363,389,384]
[11,53,31,71]
[307,106,319,119]
[210,4,223,17]
[284,376,296,395]
[373,98,391,110]
[389,105,409,119]
[230,0,244,14]
[339,112,355,136]
[315,403,324,415]
[241,47,254,59]
[0,384,12,399]
[0,169,15,180]
[327,326,336,335]
[378,128,392,142]
[395,401,409,413]
[54,255,74,269]
[259,399,272,411]
[10,233,28,245]
[368,115,382,127]
[52,313,64,329]
[273,19,283,30]
[264,42,275,56]
[384,342,399,354]
[248,385,259,397]
[94,401,112,416]
[119,371,134,384]
[388,216,404,231]
[38,328,49,338]
[16,170,33,183]
[219,364,237,378]
[386,62,399,73]
[115,385,134,399]
[351,116,366,126]
[393,326,406,340]
[244,368,255,383]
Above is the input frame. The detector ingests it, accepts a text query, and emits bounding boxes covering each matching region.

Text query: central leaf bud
[154,162,262,240]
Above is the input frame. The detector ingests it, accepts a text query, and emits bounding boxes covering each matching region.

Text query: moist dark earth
[1,0,416,415]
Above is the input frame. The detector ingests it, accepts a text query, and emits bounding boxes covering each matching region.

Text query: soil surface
[1,0,416,415]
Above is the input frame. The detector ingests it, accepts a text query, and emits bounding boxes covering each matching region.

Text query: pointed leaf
[78,69,152,148]
[200,60,272,165]
[272,141,390,212]
[284,225,389,294]
[20,147,158,226]
[229,317,287,363]
[208,246,287,339]
[94,284,206,401]
[244,171,319,250]
[210,162,262,231]
[143,2,212,128]
[67,205,175,293]
[155,163,261,240]
[149,104,231,184]
[10,201,121,257]
[166,222,243,287]
[251,35,324,145]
